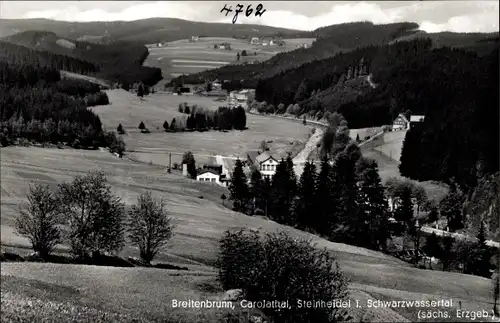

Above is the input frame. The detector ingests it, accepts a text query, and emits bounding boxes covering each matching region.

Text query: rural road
[292,128,325,178]
[421,226,500,248]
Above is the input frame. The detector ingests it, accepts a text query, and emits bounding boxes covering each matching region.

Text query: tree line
[0,60,123,154]
[176,103,247,131]
[15,171,174,265]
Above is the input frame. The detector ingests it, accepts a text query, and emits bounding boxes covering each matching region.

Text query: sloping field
[0,146,495,322]
[0,146,493,322]
[373,130,407,162]
[143,37,315,79]
[92,90,309,167]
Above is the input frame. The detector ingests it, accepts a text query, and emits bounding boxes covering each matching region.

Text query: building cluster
[391,113,425,131]
[181,150,283,187]
[249,37,285,47]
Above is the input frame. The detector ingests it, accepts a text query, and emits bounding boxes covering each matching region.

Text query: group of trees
[177,103,247,131]
[0,60,123,151]
[15,171,174,265]
[422,222,495,277]
[228,142,392,251]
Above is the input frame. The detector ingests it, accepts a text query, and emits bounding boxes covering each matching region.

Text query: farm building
[392,113,410,131]
[410,115,425,128]
[195,164,230,187]
[191,36,199,42]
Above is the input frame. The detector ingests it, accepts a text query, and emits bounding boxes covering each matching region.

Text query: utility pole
[168,153,172,173]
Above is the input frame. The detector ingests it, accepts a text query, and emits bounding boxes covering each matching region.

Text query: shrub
[127,191,174,264]
[216,229,351,323]
[15,184,62,260]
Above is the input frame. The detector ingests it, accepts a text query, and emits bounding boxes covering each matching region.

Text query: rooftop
[410,115,425,122]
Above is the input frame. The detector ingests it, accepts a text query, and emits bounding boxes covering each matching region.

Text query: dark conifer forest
[0,54,119,150]
[1,31,162,86]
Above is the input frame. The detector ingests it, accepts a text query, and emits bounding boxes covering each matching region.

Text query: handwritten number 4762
[221,4,266,24]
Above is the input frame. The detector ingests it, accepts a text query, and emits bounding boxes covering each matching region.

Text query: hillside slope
[172,22,420,86]
[0,18,308,45]
[1,30,162,85]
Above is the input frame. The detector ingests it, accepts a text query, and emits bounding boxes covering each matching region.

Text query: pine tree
[303,115,307,125]
[346,66,353,80]
[315,156,335,236]
[356,133,360,143]
[117,123,124,134]
[331,144,360,241]
[137,83,144,97]
[248,167,264,214]
[170,118,176,131]
[355,160,390,250]
[394,186,414,225]
[296,160,317,229]
[138,121,146,131]
[270,159,293,224]
[422,232,441,269]
[229,159,249,212]
[294,80,309,103]
[473,221,493,277]
[285,154,298,197]
[439,184,464,231]
[182,151,197,179]
[163,120,169,131]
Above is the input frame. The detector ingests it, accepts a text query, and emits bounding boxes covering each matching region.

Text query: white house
[196,170,221,184]
[392,113,410,131]
[246,151,280,180]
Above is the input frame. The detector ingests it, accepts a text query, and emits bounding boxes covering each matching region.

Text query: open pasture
[92,90,310,167]
[143,37,315,79]
[1,146,493,322]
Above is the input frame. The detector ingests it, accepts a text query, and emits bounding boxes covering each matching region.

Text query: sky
[0,1,498,33]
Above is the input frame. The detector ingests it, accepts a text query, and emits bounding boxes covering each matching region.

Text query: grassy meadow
[92,89,310,167]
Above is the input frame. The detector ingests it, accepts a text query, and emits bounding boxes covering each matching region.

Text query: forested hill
[1,30,162,86]
[399,46,499,191]
[0,40,98,75]
[171,22,420,86]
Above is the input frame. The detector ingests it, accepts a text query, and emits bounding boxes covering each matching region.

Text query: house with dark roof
[392,113,410,131]
[196,168,229,187]
[246,151,280,180]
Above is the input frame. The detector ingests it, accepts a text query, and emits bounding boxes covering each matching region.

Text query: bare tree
[15,184,62,259]
[128,191,174,264]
